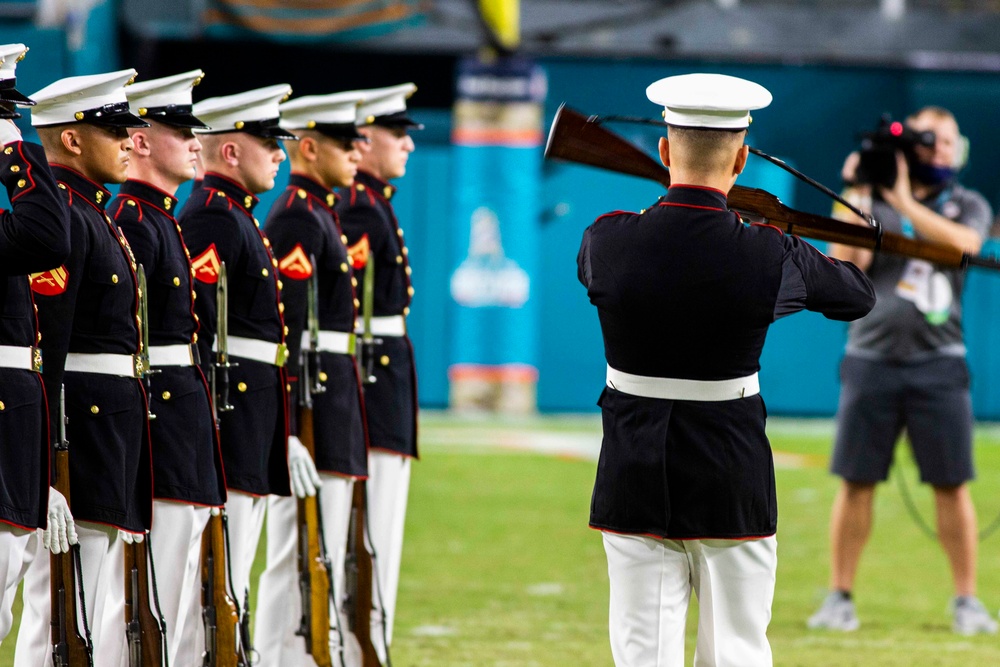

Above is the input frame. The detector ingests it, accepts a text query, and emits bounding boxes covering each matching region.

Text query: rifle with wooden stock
[123,538,166,667]
[344,253,385,667]
[544,105,1000,272]
[201,262,249,667]
[294,259,340,667]
[50,386,93,667]
[124,266,167,667]
[200,511,245,667]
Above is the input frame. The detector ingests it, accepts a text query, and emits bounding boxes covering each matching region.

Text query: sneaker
[952,596,998,636]
[807,591,860,631]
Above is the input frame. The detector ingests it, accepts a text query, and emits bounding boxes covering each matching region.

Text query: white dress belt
[65,352,142,378]
[0,345,42,372]
[606,365,760,402]
[354,315,406,337]
[227,336,289,367]
[148,343,197,367]
[300,330,356,355]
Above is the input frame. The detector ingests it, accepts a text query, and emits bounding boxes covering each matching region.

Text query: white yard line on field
[419,414,849,468]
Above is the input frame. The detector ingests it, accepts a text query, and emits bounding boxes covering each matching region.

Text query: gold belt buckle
[346,333,357,356]
[133,354,146,378]
[30,347,43,373]
[274,343,289,367]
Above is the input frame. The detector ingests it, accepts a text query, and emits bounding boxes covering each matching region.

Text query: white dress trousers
[255,474,357,666]
[0,524,33,644]
[602,532,777,667]
[93,501,212,667]
[225,491,268,609]
[366,450,411,663]
[13,521,118,666]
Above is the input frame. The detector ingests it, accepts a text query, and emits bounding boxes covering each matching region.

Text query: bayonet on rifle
[359,254,378,385]
[211,262,236,423]
[137,265,158,420]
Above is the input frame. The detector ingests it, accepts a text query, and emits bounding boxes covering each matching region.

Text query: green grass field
[4,413,1000,666]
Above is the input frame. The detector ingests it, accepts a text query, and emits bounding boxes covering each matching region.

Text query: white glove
[288,435,321,499]
[210,506,221,517]
[43,487,78,555]
[0,119,21,146]
[118,530,145,544]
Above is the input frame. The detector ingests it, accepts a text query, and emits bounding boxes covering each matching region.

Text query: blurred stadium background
[3,1,1000,664]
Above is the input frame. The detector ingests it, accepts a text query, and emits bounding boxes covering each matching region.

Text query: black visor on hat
[201,117,297,141]
[368,110,423,130]
[0,102,20,119]
[72,101,149,128]
[138,104,209,130]
[313,122,365,141]
[0,78,33,107]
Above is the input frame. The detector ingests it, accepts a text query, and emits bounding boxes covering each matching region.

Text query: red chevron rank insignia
[278,243,313,280]
[191,244,221,284]
[29,266,69,296]
[347,234,370,269]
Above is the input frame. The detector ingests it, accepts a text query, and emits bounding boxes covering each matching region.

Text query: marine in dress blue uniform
[14,68,154,666]
[255,90,370,666]
[177,84,295,611]
[0,43,71,643]
[101,70,228,666]
[579,74,876,667]
[334,83,421,662]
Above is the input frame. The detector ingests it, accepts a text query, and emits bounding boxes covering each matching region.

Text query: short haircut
[666,125,747,174]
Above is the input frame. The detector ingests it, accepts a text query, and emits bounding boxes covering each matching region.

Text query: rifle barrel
[544,104,1000,272]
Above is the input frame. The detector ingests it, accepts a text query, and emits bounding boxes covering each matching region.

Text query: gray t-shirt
[846,183,991,361]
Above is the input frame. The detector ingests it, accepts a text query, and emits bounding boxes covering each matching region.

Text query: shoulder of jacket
[111,196,144,223]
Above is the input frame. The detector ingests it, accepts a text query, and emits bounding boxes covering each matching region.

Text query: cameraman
[808,106,995,635]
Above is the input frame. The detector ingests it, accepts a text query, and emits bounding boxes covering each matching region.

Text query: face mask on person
[911,162,956,187]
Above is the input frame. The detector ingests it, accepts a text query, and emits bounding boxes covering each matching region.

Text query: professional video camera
[854,114,935,189]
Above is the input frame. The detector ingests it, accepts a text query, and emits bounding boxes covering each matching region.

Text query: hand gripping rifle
[123,537,166,666]
[544,105,1000,271]
[294,257,342,667]
[50,386,94,667]
[200,510,245,667]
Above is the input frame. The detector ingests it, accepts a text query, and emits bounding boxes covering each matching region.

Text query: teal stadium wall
[2,18,999,417]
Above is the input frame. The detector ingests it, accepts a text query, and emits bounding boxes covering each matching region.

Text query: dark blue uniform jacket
[334,170,417,458]
[178,172,290,497]
[0,141,69,529]
[264,174,368,478]
[112,180,226,506]
[579,185,875,539]
[33,165,153,532]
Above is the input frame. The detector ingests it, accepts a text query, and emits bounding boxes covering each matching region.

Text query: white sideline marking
[420,416,837,468]
[526,582,564,596]
[410,625,457,637]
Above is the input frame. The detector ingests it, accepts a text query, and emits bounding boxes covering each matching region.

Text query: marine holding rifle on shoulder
[808,107,997,635]
[575,73,875,666]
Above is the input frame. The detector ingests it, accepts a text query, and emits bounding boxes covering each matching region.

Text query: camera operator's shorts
[831,354,974,486]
